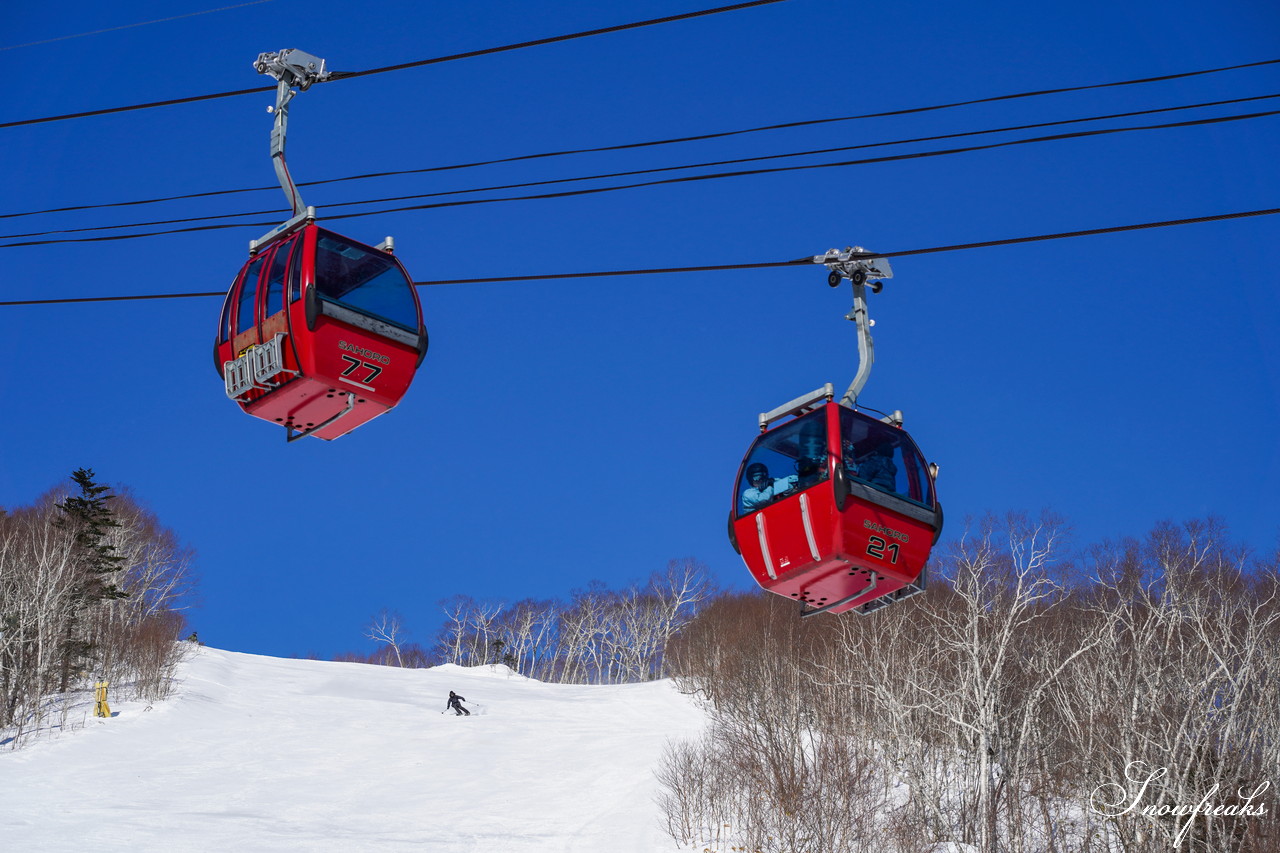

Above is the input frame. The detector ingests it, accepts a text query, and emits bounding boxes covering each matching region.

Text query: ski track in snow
[0,647,709,852]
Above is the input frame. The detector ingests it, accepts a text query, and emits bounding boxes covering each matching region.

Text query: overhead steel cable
[323,108,1280,219]
[5,107,1276,249]
[0,0,789,130]
[2,207,1275,306]
[4,92,1275,241]
[0,1,278,51]
[326,0,788,83]
[5,60,1280,221]
[411,207,1280,284]
[0,83,274,131]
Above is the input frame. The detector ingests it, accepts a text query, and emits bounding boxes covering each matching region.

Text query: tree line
[0,470,195,745]
[343,558,714,684]
[656,513,1280,853]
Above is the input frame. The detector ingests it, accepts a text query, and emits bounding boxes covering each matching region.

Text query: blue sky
[2,0,1277,659]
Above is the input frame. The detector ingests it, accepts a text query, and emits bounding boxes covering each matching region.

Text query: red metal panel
[308,316,419,409]
[242,374,392,439]
[833,501,933,586]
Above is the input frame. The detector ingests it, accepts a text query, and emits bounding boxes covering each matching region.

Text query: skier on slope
[446,690,470,716]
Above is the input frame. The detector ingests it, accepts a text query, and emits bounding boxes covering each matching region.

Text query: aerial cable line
[326,0,788,83]
[0,1,277,51]
[2,207,1275,306]
[7,92,1276,232]
[5,93,1275,241]
[0,0,788,130]
[6,106,1275,249]
[414,208,1280,283]
[326,108,1280,218]
[6,61,1280,221]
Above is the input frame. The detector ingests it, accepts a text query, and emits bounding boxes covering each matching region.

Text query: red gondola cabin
[215,217,427,440]
[729,386,942,616]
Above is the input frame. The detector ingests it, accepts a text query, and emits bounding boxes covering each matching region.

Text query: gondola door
[733,404,844,609]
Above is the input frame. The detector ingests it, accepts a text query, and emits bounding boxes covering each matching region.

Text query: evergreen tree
[58,469,127,601]
[55,468,128,689]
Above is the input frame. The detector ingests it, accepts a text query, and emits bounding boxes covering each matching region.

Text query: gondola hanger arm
[254,49,332,218]
[813,246,893,407]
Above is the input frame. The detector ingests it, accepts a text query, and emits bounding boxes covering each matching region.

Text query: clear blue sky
[2,0,1277,659]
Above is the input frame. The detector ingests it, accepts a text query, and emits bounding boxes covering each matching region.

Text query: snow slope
[0,647,709,852]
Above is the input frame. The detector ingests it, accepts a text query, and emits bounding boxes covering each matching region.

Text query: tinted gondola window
[218,280,235,343]
[736,410,829,517]
[288,239,303,302]
[236,255,267,336]
[838,407,932,507]
[264,236,295,318]
[314,231,418,331]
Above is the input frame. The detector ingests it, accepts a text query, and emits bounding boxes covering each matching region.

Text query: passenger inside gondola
[795,421,828,490]
[838,407,932,507]
[741,463,798,513]
[736,410,829,516]
[856,443,898,492]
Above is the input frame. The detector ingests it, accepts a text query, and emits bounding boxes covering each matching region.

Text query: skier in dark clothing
[446,690,470,716]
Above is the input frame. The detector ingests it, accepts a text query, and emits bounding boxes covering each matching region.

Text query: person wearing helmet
[446,690,470,716]
[741,462,798,513]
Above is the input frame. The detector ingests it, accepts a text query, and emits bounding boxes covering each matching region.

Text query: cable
[319,109,1280,221]
[7,91,1269,227]
[6,106,1276,248]
[412,207,1280,284]
[0,0,789,130]
[0,1,277,52]
[6,59,1280,220]
[3,207,1274,306]
[0,290,228,306]
[327,0,788,83]
[17,93,1280,236]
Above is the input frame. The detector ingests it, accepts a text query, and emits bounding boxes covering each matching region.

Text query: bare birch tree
[365,609,410,667]
[660,513,1279,853]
